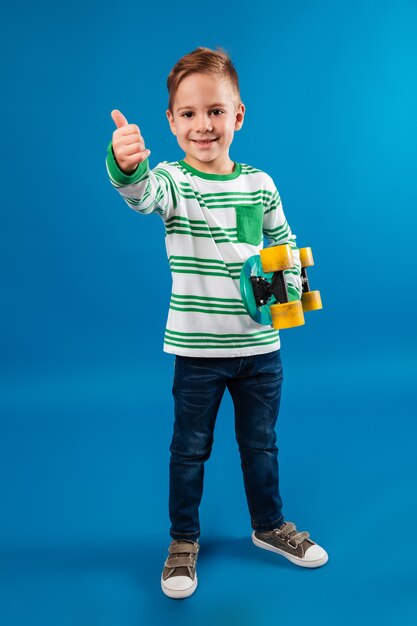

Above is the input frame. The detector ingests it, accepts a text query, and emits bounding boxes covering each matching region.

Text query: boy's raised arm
[106,109,176,219]
[262,183,302,300]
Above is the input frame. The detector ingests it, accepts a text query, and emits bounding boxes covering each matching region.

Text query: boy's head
[166,46,245,173]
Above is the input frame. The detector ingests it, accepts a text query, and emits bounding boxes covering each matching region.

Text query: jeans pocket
[235,203,264,245]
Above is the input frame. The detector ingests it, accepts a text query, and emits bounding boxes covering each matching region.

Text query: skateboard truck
[240,244,322,329]
[250,271,289,307]
[301,266,311,293]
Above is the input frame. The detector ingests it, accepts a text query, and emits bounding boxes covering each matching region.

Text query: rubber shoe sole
[252,531,329,568]
[161,574,198,599]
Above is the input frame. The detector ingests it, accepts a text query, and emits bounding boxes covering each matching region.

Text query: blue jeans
[169,349,285,541]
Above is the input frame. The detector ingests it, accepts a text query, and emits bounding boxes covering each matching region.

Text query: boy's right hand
[110,109,151,174]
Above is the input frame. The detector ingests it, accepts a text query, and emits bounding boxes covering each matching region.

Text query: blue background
[1,0,416,624]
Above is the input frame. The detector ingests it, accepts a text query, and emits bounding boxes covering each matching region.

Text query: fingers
[111,109,128,128]
[111,109,142,138]
[119,145,150,170]
[123,141,147,156]
[111,113,144,146]
[119,134,144,147]
[113,140,151,172]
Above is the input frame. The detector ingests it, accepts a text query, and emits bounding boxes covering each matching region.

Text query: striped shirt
[106,143,302,357]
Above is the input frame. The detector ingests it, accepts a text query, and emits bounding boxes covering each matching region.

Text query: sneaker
[161,539,200,599]
[252,520,328,568]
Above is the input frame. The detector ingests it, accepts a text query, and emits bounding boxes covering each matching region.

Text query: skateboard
[240,244,322,329]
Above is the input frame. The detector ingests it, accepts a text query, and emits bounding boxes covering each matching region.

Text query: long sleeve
[262,182,302,300]
[105,142,177,221]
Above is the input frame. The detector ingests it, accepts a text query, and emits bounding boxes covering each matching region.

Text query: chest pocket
[235,203,264,246]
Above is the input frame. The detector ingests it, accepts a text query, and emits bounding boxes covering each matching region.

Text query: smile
[192,139,218,144]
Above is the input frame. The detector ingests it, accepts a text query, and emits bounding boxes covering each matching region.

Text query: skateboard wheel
[270,300,305,330]
[299,247,314,268]
[260,244,294,273]
[301,290,322,312]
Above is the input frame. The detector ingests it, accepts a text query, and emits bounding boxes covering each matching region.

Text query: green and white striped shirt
[106,144,302,357]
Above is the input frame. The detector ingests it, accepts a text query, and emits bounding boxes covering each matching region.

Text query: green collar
[178,159,242,180]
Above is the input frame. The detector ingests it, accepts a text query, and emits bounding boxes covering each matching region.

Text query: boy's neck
[183,155,236,175]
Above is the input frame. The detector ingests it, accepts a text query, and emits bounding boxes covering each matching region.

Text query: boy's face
[166,72,245,173]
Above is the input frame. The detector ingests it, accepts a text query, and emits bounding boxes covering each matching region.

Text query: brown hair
[167,46,241,114]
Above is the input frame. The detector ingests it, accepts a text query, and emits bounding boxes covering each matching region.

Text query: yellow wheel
[260,244,294,273]
[299,247,314,268]
[270,300,305,329]
[301,290,322,312]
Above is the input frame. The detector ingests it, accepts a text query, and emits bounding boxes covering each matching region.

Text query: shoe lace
[273,521,310,547]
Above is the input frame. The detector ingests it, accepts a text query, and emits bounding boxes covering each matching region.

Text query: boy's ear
[166,109,177,136]
[234,103,245,131]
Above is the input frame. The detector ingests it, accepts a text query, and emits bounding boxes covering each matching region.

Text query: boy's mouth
[191,138,218,147]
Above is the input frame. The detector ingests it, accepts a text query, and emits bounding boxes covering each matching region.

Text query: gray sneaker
[252,520,328,568]
[161,539,200,599]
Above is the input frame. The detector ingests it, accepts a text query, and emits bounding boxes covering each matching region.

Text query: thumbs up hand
[111,109,151,174]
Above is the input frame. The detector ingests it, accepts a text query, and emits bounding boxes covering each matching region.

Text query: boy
[105,46,328,600]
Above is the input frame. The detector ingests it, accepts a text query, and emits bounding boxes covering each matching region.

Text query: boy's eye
[181,109,224,118]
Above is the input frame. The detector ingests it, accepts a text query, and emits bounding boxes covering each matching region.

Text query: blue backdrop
[1,0,416,624]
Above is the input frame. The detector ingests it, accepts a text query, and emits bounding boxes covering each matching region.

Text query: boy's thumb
[111,109,129,128]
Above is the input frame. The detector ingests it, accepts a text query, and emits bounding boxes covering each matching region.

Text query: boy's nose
[195,114,213,132]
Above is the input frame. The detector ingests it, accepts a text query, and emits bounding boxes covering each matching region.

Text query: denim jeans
[169,349,285,541]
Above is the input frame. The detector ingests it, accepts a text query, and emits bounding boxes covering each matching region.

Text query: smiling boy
[165,71,243,175]
[106,46,328,600]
